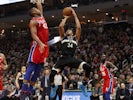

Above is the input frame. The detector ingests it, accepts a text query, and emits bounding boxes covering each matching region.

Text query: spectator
[67,74,78,90]
[90,74,100,87]
[15,65,26,98]
[116,83,130,100]
[0,85,9,99]
[90,82,102,100]
[126,77,133,100]
[40,67,51,100]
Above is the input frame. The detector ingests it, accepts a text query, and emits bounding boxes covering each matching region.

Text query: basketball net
[30,0,44,4]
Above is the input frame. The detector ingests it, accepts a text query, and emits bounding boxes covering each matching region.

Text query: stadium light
[0,0,25,5]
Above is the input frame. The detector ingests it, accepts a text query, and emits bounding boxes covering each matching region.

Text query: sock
[21,83,29,91]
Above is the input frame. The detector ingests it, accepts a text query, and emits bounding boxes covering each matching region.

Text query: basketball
[63,7,72,16]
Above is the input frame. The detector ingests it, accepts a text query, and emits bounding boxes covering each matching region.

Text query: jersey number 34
[67,43,73,48]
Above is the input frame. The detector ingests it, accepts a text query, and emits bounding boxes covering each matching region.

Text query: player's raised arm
[71,8,81,41]
[106,61,118,72]
[59,16,70,39]
[36,0,43,15]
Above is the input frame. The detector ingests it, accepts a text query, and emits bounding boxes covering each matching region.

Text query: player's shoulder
[29,19,37,27]
[30,19,36,23]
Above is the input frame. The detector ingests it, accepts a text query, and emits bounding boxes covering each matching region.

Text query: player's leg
[50,56,69,85]
[22,42,38,91]
[29,63,43,93]
[49,68,59,98]
[105,78,113,100]
[52,90,57,100]
[76,60,92,96]
[80,62,91,96]
[51,56,77,83]
[103,92,111,100]
[66,57,91,96]
[103,93,106,100]
[21,62,36,92]
[50,57,67,98]
[70,58,91,81]
[102,81,107,100]
[82,62,92,83]
[20,63,36,100]
[103,78,112,100]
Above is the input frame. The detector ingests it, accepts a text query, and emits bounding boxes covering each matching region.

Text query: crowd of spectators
[49,0,112,9]
[0,0,115,18]
[0,22,133,99]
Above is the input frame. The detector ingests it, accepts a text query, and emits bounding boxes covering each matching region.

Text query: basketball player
[100,54,118,100]
[15,66,26,97]
[16,66,26,90]
[50,7,92,98]
[21,0,49,99]
[0,53,8,92]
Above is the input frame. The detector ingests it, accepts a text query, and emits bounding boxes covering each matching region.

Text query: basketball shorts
[103,78,114,94]
[27,42,49,64]
[54,55,83,71]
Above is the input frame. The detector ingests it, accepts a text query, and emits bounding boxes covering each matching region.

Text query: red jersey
[32,16,49,43]
[100,63,113,80]
[28,16,49,64]
[0,57,3,90]
[100,62,114,93]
